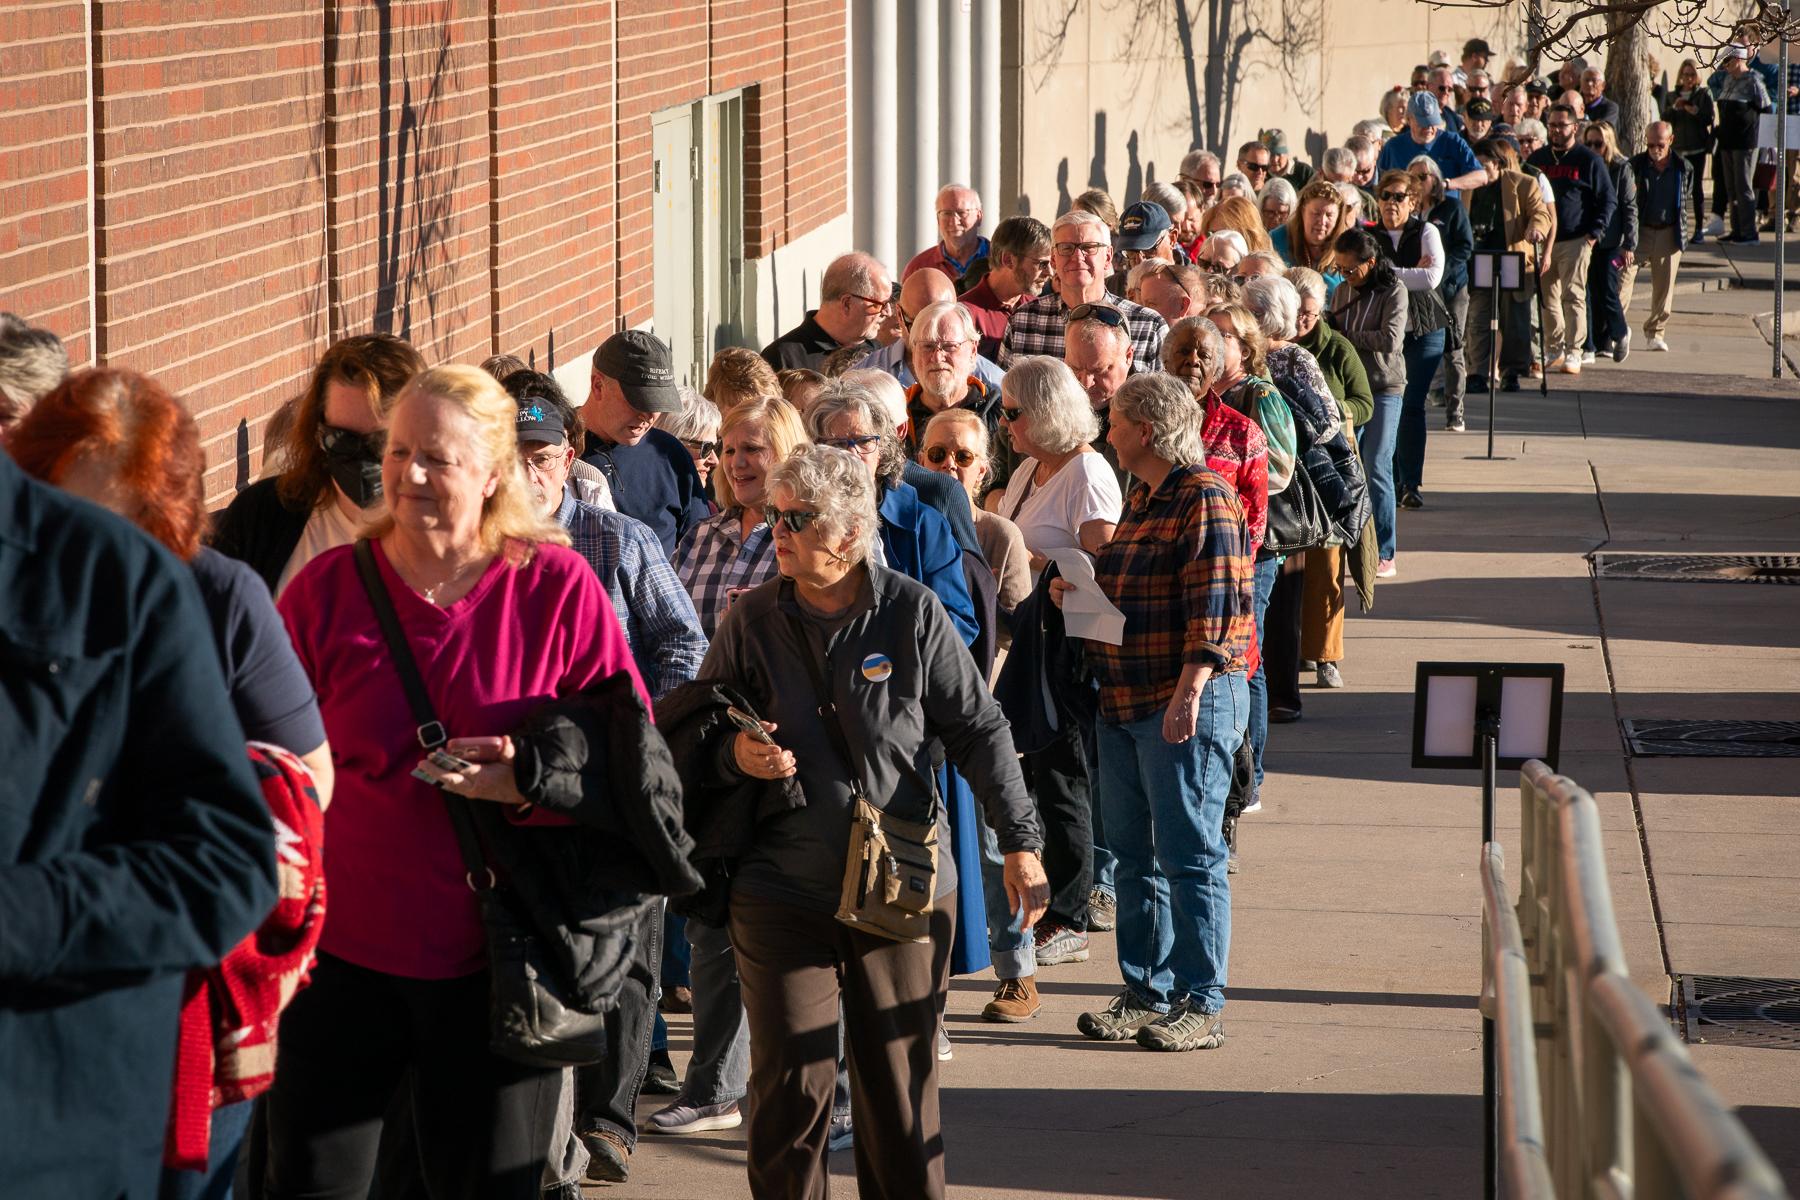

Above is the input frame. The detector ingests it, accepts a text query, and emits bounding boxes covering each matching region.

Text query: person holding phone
[698,444,1047,1200]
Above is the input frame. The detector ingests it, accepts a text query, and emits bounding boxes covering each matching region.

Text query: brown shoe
[659,984,693,1014]
[983,975,1042,1023]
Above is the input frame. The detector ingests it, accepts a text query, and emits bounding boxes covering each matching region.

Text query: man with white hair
[762,251,893,371]
[864,266,1006,389]
[1000,209,1166,372]
[903,301,1010,486]
[1324,144,1378,219]
[1194,230,1247,274]
[903,183,989,282]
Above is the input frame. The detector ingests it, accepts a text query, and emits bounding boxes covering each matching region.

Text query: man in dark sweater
[1580,68,1622,129]
[580,330,711,557]
[760,252,893,370]
[1527,104,1616,373]
[1629,122,1688,351]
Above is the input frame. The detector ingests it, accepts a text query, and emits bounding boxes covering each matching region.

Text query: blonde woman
[1270,177,1354,295]
[1581,119,1638,362]
[269,365,649,1198]
[1200,195,1274,253]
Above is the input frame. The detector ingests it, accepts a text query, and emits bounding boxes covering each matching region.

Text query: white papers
[1048,548,1127,646]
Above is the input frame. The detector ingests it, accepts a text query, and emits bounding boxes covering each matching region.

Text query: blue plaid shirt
[674,507,779,638]
[556,493,707,700]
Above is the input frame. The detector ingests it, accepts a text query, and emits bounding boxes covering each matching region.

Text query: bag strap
[351,539,494,890]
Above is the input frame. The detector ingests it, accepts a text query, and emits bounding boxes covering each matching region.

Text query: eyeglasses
[821,434,883,453]
[1241,161,1271,175]
[937,206,978,218]
[1379,191,1412,203]
[1546,121,1575,130]
[847,292,893,313]
[521,448,568,472]
[762,506,825,535]
[915,339,971,358]
[680,438,721,457]
[319,425,385,458]
[1053,241,1108,259]
[924,445,979,468]
[1069,302,1127,326]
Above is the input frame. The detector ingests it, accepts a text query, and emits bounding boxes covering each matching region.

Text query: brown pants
[731,889,954,1200]
[1301,544,1345,663]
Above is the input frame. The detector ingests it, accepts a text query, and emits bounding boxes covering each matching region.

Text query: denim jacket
[0,456,276,1198]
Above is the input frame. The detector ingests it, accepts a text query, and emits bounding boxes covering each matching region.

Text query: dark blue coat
[0,455,277,1198]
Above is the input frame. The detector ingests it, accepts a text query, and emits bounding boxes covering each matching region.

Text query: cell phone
[726,706,775,745]
[427,749,474,772]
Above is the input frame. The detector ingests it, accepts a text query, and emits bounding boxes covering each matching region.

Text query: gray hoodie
[1329,274,1409,395]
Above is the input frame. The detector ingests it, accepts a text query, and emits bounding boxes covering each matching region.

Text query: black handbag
[351,539,610,1068]
[1262,466,1330,555]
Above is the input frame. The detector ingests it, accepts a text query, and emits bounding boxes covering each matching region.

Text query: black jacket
[209,476,314,594]
[0,456,278,1198]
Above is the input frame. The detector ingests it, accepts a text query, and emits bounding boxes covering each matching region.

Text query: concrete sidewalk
[595,241,1799,1198]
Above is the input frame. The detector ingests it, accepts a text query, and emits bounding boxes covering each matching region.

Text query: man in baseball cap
[1376,88,1486,194]
[1261,127,1314,187]
[581,330,709,555]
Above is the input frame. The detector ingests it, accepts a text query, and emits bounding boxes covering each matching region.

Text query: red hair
[8,367,207,560]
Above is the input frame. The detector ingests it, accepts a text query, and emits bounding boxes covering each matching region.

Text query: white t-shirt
[275,497,374,599]
[998,451,1122,573]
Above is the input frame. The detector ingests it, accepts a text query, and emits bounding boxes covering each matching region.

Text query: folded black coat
[993,564,1097,756]
[653,677,807,925]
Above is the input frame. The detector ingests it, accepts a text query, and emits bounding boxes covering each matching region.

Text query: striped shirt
[674,507,778,638]
[556,494,708,700]
[1088,464,1255,724]
[997,290,1167,373]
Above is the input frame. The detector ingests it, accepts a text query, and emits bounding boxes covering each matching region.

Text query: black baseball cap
[513,396,566,446]
[1463,38,1492,58]
[1465,98,1495,120]
[593,330,681,414]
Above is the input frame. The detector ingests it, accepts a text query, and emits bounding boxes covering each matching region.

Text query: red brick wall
[0,0,846,503]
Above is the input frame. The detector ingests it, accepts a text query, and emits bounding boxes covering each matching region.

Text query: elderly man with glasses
[999,209,1167,372]
[901,300,1015,490]
[761,251,894,372]
[1628,122,1689,352]
[1178,148,1224,198]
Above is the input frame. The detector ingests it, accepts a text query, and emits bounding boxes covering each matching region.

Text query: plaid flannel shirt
[1088,464,1255,724]
[997,290,1167,373]
[557,494,708,700]
[674,506,779,638]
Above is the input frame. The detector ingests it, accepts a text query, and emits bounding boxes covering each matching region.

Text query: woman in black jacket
[1662,59,1715,242]
[1582,121,1639,362]
[1327,226,1409,579]
[209,333,422,595]
[1407,157,1475,432]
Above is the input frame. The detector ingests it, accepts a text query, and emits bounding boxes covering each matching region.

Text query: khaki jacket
[1498,170,1554,271]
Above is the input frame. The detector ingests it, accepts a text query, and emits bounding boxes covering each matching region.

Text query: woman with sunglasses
[698,444,1047,1199]
[661,386,724,491]
[211,333,424,597]
[1368,168,1446,516]
[1581,120,1638,364]
[921,408,1031,637]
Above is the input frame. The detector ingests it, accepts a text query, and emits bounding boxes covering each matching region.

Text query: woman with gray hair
[659,385,723,489]
[700,443,1048,1199]
[0,313,68,441]
[1407,152,1474,440]
[1258,176,1298,232]
[1053,372,1254,1052]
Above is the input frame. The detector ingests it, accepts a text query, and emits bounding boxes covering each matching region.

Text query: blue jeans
[979,810,1036,979]
[1358,392,1402,560]
[1396,327,1445,495]
[1246,555,1278,786]
[1096,673,1248,1013]
[160,1097,255,1200]
[1091,799,1117,900]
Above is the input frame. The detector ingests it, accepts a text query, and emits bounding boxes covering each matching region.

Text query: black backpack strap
[351,539,493,889]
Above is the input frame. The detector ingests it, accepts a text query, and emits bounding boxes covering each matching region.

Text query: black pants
[1585,250,1628,352]
[1264,557,1306,716]
[575,899,663,1147]
[1022,722,1094,930]
[1679,151,1708,235]
[262,953,560,1200]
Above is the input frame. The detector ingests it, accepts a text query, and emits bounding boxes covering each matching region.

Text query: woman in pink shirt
[270,365,645,1200]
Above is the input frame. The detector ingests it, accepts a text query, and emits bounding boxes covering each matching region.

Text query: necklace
[393,543,480,606]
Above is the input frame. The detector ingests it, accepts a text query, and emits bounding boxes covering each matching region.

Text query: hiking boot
[659,984,693,1014]
[645,1099,743,1135]
[983,975,1043,1023]
[1136,1002,1227,1052]
[1034,922,1090,965]
[581,1128,632,1183]
[1088,888,1117,932]
[1077,990,1163,1042]
[1315,662,1343,689]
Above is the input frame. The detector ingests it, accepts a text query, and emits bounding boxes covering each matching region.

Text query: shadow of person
[1088,112,1108,192]
[1056,158,1072,216]
[1124,130,1143,205]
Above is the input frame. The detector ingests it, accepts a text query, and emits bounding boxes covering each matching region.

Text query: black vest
[1375,217,1427,270]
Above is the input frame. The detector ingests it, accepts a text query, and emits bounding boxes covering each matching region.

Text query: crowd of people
[1,32,1790,1200]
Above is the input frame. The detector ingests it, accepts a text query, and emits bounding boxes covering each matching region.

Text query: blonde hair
[1200,196,1273,253]
[703,346,781,410]
[716,395,808,510]
[365,364,568,561]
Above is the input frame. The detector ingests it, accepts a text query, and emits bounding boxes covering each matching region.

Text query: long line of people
[1,37,1771,1200]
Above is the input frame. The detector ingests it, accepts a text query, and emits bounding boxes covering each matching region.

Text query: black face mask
[319,425,384,510]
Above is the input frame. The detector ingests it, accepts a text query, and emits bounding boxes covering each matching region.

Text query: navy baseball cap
[513,397,566,446]
[1115,201,1174,251]
[593,329,681,414]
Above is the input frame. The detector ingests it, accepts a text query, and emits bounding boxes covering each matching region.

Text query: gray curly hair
[1111,374,1205,468]
[767,444,880,564]
[803,380,906,486]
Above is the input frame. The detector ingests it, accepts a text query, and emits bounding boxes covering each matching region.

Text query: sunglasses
[1069,302,1126,326]
[1379,191,1412,203]
[999,405,1024,421]
[821,434,883,453]
[681,438,721,457]
[319,424,385,458]
[762,506,825,534]
[1241,162,1271,175]
[924,445,979,468]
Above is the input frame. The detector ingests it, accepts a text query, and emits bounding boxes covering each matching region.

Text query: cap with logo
[1259,127,1290,156]
[593,329,681,414]
[1115,201,1174,251]
[1409,91,1444,128]
[1465,98,1495,120]
[514,398,566,446]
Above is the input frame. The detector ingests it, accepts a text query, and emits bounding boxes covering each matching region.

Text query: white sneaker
[1648,336,1670,352]
[1375,558,1397,578]
[1557,357,1582,375]
[1580,350,1597,365]
[936,1022,953,1062]
[1704,216,1724,237]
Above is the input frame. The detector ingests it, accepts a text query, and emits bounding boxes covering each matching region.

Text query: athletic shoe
[1077,990,1163,1042]
[646,1099,743,1135]
[1135,1003,1227,1052]
[936,1022,953,1062]
[1376,558,1397,579]
[1526,362,1543,379]
[1648,336,1669,352]
[1241,786,1262,814]
[1544,354,1566,372]
[1316,662,1344,689]
[1398,488,1424,510]
[1298,658,1317,671]
[1467,375,1488,393]
[983,975,1043,1023]
[1613,331,1630,363]
[1224,810,1240,874]
[1580,350,1596,365]
[1557,358,1582,375]
[1704,216,1724,236]
[643,1049,679,1095]
[1088,887,1117,932]
[1268,705,1302,723]
[1034,922,1090,965]
[582,1129,632,1183]
[827,1113,854,1152]
[1446,416,1466,432]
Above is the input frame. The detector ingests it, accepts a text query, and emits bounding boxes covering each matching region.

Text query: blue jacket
[0,456,277,1198]
[1631,152,1689,252]
[878,480,978,646]
[581,428,712,558]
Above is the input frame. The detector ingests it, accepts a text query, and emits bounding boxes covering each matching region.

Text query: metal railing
[1478,761,1789,1200]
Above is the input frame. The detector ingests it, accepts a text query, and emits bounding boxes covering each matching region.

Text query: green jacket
[1297,320,1375,429]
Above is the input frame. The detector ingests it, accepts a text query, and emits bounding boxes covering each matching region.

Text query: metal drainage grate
[1677,976,1800,1049]
[1623,720,1800,758]
[1591,552,1800,585]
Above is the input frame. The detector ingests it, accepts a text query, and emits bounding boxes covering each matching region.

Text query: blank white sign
[1499,675,1556,760]
[1423,674,1479,758]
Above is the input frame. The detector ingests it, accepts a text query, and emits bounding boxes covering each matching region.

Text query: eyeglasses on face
[915,339,971,358]
[821,433,883,453]
[1069,302,1127,327]
[1379,190,1412,203]
[762,506,825,534]
[937,206,978,218]
[521,447,568,472]
[924,445,979,468]
[847,292,893,313]
[319,425,386,457]
[681,438,721,457]
[1053,241,1108,259]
